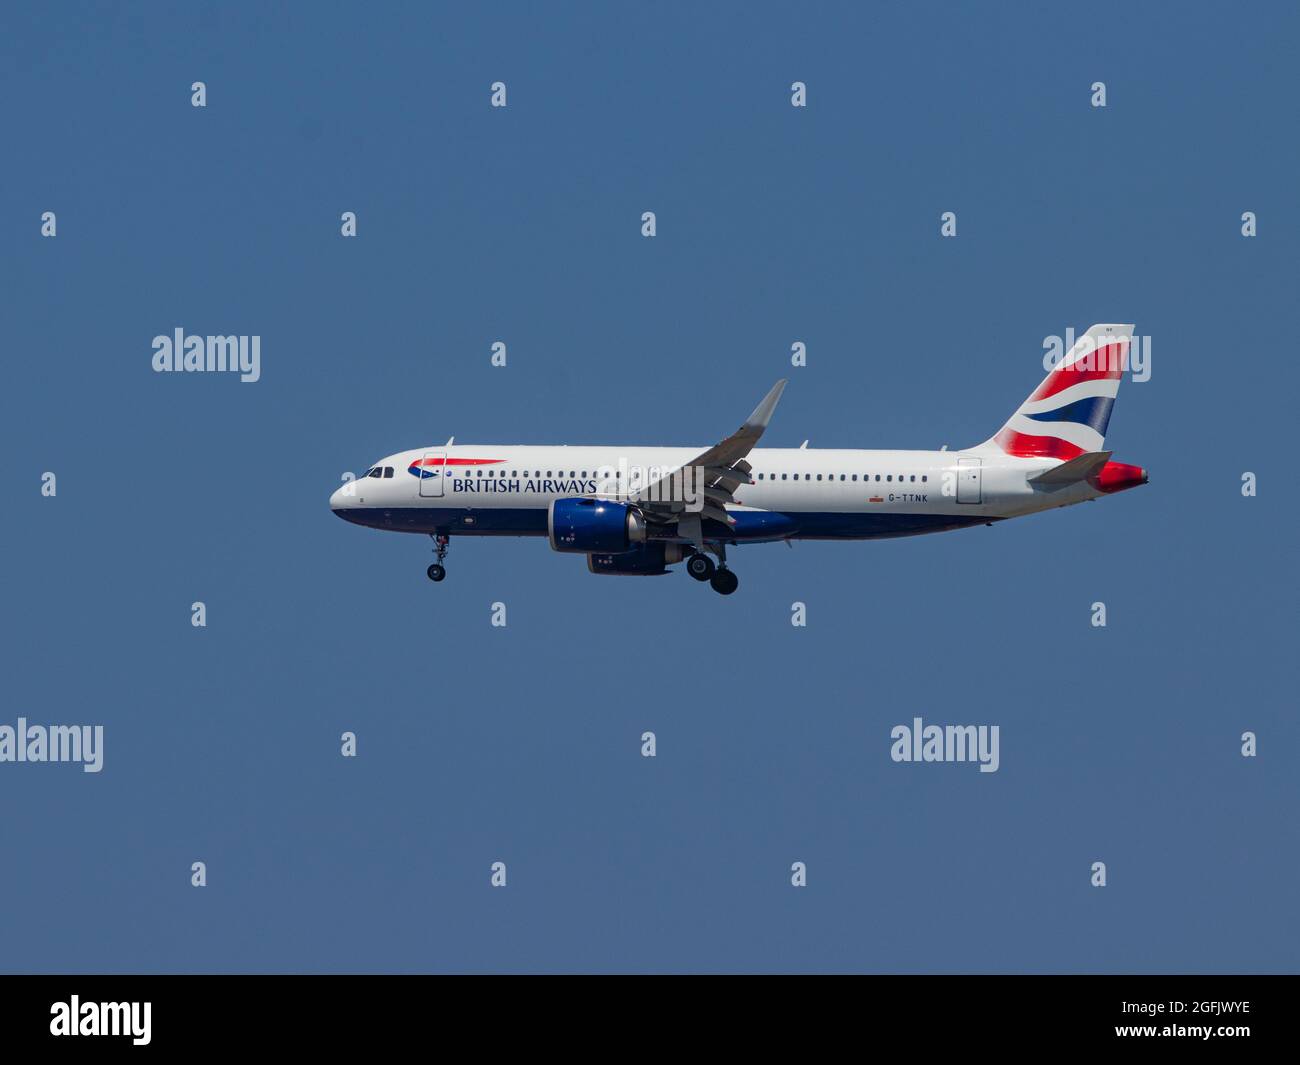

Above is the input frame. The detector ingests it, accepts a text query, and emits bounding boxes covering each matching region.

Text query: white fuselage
[330,444,1102,541]
[330,329,1148,589]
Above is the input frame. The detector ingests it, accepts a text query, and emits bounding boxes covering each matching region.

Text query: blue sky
[2,1,1296,972]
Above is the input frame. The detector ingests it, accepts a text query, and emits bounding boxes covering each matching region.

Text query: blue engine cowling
[587,542,686,575]
[549,498,648,554]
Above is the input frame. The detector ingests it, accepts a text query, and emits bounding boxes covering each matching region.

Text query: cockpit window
[383,467,393,478]
[367,467,383,478]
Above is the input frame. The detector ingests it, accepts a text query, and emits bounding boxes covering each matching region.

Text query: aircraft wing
[635,379,787,526]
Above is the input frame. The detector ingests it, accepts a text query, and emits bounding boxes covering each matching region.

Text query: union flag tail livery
[980,323,1130,461]
[330,323,1148,595]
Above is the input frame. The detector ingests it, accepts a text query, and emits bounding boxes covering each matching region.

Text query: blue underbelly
[334,507,989,541]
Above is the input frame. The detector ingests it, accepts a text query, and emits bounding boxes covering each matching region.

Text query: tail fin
[975,324,1133,459]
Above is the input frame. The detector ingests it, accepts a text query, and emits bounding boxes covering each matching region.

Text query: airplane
[330,323,1147,595]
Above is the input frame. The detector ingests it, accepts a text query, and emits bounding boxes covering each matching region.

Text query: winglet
[745,379,787,432]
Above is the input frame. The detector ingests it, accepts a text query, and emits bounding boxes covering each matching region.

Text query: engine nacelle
[548,498,648,554]
[587,542,685,575]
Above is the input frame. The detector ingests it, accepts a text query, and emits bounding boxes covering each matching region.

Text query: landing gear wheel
[686,553,715,581]
[427,532,450,581]
[710,568,739,595]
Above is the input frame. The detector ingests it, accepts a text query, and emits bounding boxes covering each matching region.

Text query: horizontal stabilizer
[1029,450,1112,485]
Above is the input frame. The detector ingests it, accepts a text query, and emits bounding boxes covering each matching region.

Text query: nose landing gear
[427,533,450,582]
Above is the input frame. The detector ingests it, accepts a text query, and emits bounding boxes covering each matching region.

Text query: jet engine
[586,542,686,575]
[548,498,648,554]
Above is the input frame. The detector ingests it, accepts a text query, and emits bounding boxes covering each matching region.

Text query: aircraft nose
[329,485,351,512]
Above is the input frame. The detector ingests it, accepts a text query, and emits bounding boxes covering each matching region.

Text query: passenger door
[957,457,982,504]
[418,451,446,498]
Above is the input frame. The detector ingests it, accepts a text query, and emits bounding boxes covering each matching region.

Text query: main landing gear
[686,549,739,596]
[427,533,449,582]
[686,553,714,581]
[710,568,739,595]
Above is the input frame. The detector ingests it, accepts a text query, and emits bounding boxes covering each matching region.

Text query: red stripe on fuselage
[1030,341,1128,401]
[413,457,505,467]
